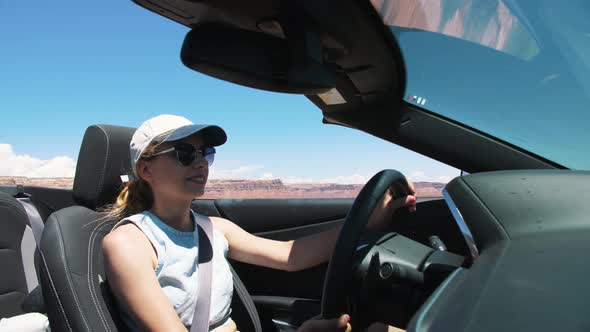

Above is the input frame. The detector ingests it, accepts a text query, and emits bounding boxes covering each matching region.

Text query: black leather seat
[39,124,136,332]
[0,192,39,318]
[39,124,261,332]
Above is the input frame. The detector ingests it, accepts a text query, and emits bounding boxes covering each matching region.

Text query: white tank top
[112,210,234,330]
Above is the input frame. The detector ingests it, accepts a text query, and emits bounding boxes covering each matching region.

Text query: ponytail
[102,178,154,221]
[101,142,162,221]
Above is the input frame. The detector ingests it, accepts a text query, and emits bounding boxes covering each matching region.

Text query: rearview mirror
[180,24,337,94]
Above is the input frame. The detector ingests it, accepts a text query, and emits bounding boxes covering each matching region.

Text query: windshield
[371,0,590,170]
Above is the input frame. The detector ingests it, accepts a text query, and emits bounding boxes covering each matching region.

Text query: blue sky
[0,0,457,183]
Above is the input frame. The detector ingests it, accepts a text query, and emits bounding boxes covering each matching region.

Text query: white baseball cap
[129,114,227,179]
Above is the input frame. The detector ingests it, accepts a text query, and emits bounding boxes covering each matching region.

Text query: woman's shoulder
[191,210,227,226]
[105,221,147,247]
[189,210,234,236]
[109,210,150,230]
[103,222,158,268]
[103,223,152,256]
[105,211,152,250]
[120,210,151,222]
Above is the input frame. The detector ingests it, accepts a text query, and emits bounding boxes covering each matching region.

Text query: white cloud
[282,176,314,184]
[209,165,265,179]
[0,144,76,178]
[261,173,274,180]
[436,175,452,183]
[284,171,453,185]
[319,172,452,184]
[320,174,371,184]
[208,163,453,184]
[408,170,428,182]
[408,170,452,183]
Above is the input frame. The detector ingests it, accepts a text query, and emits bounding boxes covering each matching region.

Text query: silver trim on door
[442,188,479,260]
[272,319,299,332]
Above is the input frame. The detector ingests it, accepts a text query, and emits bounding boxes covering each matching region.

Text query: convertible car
[1,0,589,331]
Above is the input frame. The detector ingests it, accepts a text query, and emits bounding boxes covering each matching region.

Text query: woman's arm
[102,224,188,332]
[214,182,417,272]
[213,216,341,272]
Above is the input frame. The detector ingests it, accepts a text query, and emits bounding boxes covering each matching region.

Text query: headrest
[73,125,136,210]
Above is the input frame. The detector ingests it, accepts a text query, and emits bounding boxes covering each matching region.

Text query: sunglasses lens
[176,150,196,166]
[205,153,215,167]
[204,147,216,167]
[173,145,215,167]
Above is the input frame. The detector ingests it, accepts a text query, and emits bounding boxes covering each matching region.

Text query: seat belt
[229,263,263,332]
[12,185,45,301]
[14,185,45,246]
[191,215,262,332]
[191,217,214,332]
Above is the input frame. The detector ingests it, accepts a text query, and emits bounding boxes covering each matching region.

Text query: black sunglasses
[150,143,216,167]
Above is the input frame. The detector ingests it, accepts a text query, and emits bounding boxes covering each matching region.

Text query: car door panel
[192,199,352,299]
[192,198,352,329]
[206,198,353,233]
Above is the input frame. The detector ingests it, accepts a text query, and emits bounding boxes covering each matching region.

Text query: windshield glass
[371,0,590,170]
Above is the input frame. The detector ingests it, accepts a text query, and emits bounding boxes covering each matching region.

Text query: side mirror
[181,23,337,94]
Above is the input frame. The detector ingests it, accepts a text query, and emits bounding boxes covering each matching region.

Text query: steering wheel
[321,170,463,329]
[321,170,407,316]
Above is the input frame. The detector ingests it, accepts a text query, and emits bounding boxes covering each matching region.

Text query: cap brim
[158,124,227,146]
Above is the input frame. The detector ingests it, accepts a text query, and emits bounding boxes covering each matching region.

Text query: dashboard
[407,170,590,332]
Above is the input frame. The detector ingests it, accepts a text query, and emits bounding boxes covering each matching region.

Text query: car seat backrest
[0,191,38,318]
[39,124,135,332]
[73,125,137,210]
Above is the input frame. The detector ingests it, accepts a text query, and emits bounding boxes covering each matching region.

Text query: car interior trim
[20,225,38,292]
[409,267,463,332]
[442,188,479,260]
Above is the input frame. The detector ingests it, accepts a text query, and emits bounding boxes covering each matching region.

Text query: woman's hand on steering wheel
[321,170,417,327]
[366,177,417,231]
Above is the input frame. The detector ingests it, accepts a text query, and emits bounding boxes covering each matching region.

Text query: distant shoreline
[0,176,444,198]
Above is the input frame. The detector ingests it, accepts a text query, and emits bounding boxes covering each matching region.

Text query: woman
[102,114,417,332]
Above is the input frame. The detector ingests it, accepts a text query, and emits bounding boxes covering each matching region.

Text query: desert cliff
[0,177,444,198]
